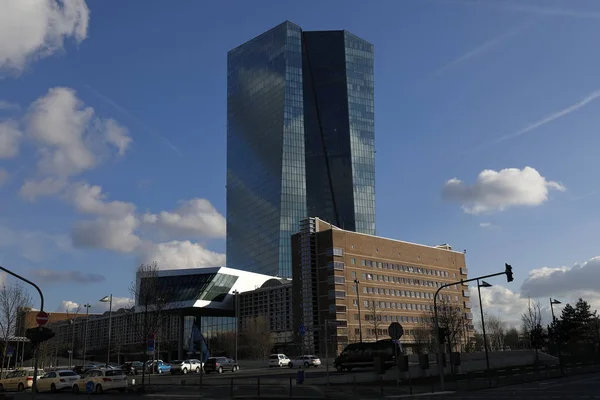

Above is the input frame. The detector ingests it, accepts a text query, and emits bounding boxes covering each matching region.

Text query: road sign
[36,311,49,326]
[147,338,155,353]
[85,380,95,393]
[388,322,404,340]
[299,323,306,337]
[6,346,14,357]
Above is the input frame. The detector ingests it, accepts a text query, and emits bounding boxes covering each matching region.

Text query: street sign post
[6,345,14,357]
[36,311,49,326]
[388,322,404,388]
[388,322,404,340]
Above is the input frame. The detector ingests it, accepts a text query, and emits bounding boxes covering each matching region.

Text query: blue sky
[1,0,599,324]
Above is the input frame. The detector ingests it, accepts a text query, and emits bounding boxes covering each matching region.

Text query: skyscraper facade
[227,21,375,278]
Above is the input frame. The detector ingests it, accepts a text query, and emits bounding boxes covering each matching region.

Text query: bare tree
[521,299,543,349]
[0,283,32,376]
[412,324,432,354]
[129,262,169,385]
[427,297,467,352]
[485,313,506,351]
[65,304,81,366]
[240,316,272,359]
[366,301,384,341]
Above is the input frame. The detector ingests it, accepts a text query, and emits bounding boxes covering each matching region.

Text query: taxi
[37,370,79,392]
[71,368,127,394]
[0,369,36,392]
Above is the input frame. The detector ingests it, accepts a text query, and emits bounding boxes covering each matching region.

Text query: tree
[504,327,520,350]
[0,283,32,375]
[427,298,467,352]
[412,324,432,354]
[365,301,384,341]
[129,262,169,385]
[521,299,543,349]
[240,316,272,359]
[485,313,506,351]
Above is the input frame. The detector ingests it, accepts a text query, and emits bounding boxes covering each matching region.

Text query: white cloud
[139,240,226,270]
[18,87,132,200]
[142,198,226,239]
[67,181,136,217]
[442,166,565,214]
[72,215,141,253]
[0,0,89,75]
[469,284,530,327]
[479,222,491,228]
[19,178,67,200]
[103,119,132,156]
[521,257,600,305]
[57,296,133,314]
[0,169,8,187]
[57,300,80,313]
[0,120,22,159]
[0,100,20,111]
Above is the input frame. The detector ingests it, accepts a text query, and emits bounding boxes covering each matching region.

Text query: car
[150,361,171,374]
[170,359,203,374]
[72,368,127,394]
[0,369,37,392]
[269,354,290,367]
[37,370,79,392]
[203,357,239,374]
[288,355,321,368]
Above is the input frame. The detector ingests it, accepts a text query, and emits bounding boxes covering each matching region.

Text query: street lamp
[100,294,113,367]
[550,298,561,321]
[354,279,363,343]
[82,303,91,366]
[550,298,563,374]
[233,290,239,362]
[477,280,492,382]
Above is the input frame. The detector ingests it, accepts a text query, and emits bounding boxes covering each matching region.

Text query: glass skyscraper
[227,21,375,278]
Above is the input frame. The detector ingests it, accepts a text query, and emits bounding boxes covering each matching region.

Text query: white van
[268,354,290,367]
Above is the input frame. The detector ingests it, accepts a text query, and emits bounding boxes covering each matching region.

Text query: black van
[334,339,401,372]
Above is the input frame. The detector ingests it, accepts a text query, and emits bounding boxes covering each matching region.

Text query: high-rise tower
[226,21,375,278]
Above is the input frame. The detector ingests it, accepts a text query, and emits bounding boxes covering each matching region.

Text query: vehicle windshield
[105,370,124,376]
[59,371,77,377]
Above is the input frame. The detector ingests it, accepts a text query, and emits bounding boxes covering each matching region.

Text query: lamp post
[354,279,363,342]
[82,303,91,366]
[550,298,561,321]
[550,298,562,374]
[233,290,239,362]
[477,280,492,383]
[100,294,113,367]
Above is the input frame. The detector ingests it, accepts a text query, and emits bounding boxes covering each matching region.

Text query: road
[378,372,600,400]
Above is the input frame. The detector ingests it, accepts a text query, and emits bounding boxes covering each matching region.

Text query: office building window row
[351,271,460,291]
[360,286,457,302]
[358,259,457,279]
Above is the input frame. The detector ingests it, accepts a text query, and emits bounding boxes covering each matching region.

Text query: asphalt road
[380,372,600,400]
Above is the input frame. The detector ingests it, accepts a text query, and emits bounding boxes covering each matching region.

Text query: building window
[351,258,356,265]
[334,276,345,285]
[327,261,345,270]
[327,247,343,256]
[328,290,345,299]
[351,271,356,279]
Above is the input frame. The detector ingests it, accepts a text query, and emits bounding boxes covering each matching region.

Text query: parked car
[288,355,321,368]
[72,369,127,394]
[120,361,144,375]
[0,369,37,392]
[170,359,203,374]
[148,361,171,374]
[269,354,290,367]
[204,357,239,374]
[37,370,79,392]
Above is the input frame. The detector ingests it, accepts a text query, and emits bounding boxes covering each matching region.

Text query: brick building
[292,217,473,355]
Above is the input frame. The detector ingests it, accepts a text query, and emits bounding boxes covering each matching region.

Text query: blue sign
[299,323,306,337]
[6,346,14,357]
[85,381,94,393]
[147,338,155,353]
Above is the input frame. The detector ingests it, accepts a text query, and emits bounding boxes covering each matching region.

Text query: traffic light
[505,263,514,282]
[438,327,448,344]
[25,326,55,344]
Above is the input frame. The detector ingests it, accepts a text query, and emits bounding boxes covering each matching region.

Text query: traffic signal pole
[0,266,45,400]
[433,265,514,392]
